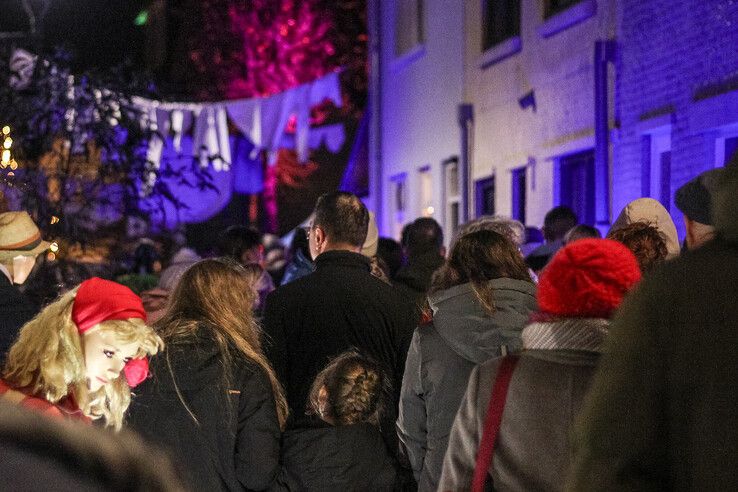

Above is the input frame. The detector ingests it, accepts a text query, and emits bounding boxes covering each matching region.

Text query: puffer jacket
[397,278,537,491]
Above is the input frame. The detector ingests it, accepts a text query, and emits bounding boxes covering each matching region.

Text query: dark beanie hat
[537,239,641,319]
[675,168,724,225]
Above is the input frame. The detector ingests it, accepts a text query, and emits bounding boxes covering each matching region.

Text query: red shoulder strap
[471,355,519,492]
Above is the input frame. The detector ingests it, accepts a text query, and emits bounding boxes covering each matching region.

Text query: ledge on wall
[538,0,597,39]
[478,36,522,69]
[687,89,738,134]
[391,44,426,73]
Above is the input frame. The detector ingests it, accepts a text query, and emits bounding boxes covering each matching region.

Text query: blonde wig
[3,287,163,430]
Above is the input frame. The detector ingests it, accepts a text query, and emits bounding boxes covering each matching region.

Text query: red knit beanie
[537,238,641,319]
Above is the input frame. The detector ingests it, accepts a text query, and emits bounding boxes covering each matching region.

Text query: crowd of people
[0,159,736,491]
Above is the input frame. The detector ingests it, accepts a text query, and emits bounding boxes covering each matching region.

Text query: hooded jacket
[397,278,537,491]
[567,165,738,491]
[392,251,445,306]
[439,318,608,492]
[610,197,680,259]
[127,330,281,492]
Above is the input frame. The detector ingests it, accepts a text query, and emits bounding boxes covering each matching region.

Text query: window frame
[394,0,425,59]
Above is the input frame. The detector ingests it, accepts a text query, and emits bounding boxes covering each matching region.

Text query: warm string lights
[1,125,18,176]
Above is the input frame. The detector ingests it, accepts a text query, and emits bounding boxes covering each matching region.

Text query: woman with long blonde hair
[127,258,287,492]
[1,277,162,430]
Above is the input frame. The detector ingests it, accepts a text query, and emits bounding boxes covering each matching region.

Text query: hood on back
[394,252,445,292]
[428,278,537,364]
[610,197,680,259]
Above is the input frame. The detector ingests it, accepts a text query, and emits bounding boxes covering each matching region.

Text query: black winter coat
[568,237,738,491]
[0,276,37,363]
[262,251,417,424]
[274,421,398,491]
[127,330,281,491]
[392,252,445,308]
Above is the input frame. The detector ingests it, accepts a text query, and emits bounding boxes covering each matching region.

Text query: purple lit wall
[614,0,738,240]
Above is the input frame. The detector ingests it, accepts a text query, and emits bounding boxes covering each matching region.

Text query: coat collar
[314,250,370,271]
[522,318,610,353]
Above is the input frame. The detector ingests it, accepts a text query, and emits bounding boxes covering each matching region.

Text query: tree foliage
[0,47,212,244]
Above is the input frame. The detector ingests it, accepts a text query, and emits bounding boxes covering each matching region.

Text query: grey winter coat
[396,278,537,491]
[439,318,608,492]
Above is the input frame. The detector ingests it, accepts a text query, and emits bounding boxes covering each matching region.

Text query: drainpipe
[594,39,616,229]
[458,103,474,223]
[367,0,384,231]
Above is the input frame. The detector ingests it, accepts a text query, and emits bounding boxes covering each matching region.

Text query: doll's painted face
[82,328,141,392]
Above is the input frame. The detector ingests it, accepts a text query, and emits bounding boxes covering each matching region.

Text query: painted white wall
[377,0,465,240]
[464,0,616,229]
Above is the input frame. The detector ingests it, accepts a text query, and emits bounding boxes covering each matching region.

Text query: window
[511,167,526,224]
[642,129,672,210]
[482,0,520,51]
[444,158,461,238]
[476,176,496,217]
[419,166,434,217]
[544,0,583,19]
[390,174,408,240]
[716,135,738,167]
[725,137,738,165]
[395,0,424,57]
[559,149,595,225]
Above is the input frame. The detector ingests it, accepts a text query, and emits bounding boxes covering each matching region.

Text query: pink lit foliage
[225,1,337,99]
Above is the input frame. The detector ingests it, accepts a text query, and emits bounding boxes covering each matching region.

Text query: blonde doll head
[3,278,162,430]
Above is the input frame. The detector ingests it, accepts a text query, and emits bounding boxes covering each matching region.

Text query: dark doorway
[475,176,496,217]
[559,149,595,225]
[511,167,526,225]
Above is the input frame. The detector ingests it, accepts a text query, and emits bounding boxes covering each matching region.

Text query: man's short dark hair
[404,217,444,257]
[217,225,262,260]
[313,192,369,248]
[543,206,578,241]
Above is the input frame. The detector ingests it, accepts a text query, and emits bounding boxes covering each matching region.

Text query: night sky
[1,0,148,69]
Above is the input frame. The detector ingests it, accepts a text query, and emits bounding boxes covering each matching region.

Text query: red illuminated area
[165,0,366,104]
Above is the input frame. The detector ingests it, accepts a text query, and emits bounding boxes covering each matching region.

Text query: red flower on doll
[124,358,150,388]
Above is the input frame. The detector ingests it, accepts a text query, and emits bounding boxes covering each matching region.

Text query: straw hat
[0,211,51,262]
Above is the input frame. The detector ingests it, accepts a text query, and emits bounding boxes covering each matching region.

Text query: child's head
[309,351,390,426]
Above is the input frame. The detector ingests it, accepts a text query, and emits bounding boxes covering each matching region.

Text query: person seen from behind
[262,192,416,433]
[0,211,49,362]
[525,206,578,272]
[440,238,641,492]
[566,161,738,490]
[275,351,398,491]
[609,197,679,259]
[393,217,446,306]
[398,229,537,491]
[674,168,722,250]
[607,222,668,273]
[127,258,287,491]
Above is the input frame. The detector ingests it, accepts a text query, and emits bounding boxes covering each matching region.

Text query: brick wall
[615,0,738,239]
